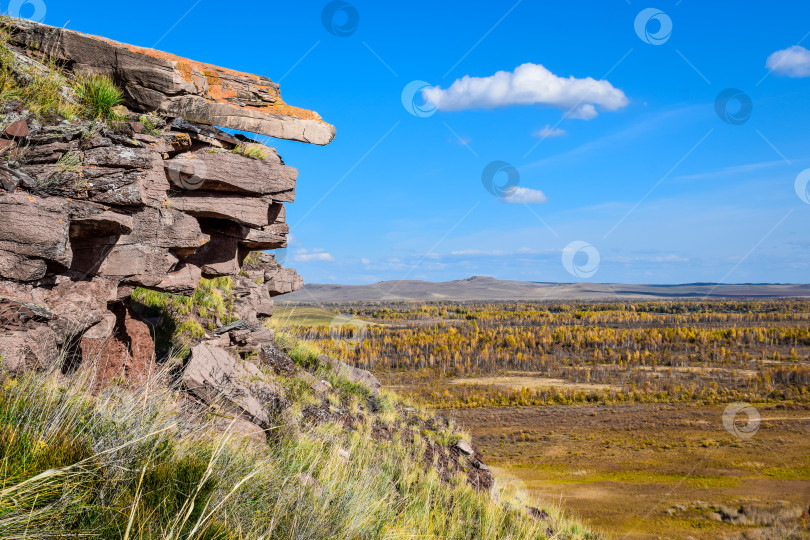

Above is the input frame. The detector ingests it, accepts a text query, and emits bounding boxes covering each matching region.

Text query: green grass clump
[74,74,124,119]
[232,143,268,161]
[177,319,206,342]
[131,278,240,359]
[289,342,321,371]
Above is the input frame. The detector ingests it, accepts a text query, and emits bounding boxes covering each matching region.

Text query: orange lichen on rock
[6,17,335,144]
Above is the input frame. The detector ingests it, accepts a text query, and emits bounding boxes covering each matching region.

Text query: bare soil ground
[450,403,810,539]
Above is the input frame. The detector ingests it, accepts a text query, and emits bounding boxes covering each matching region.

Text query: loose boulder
[182,344,287,429]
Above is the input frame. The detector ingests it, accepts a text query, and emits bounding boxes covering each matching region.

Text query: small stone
[473,460,489,471]
[455,440,475,456]
[3,119,29,139]
[525,507,549,521]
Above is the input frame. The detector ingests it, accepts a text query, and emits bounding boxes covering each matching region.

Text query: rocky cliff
[0,17,326,380]
[0,17,498,501]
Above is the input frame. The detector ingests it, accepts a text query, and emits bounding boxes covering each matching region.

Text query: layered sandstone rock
[5,18,336,145]
[0,19,327,376]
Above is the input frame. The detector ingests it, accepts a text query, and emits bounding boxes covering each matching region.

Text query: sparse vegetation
[131,277,238,359]
[0,25,79,120]
[232,143,268,161]
[139,113,164,135]
[74,74,125,120]
[277,300,810,408]
[0,324,598,540]
[57,149,81,173]
[272,299,810,538]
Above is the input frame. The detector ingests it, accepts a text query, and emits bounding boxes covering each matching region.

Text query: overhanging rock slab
[6,18,335,145]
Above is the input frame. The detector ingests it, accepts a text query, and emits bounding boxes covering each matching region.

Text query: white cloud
[564,104,597,120]
[361,258,371,265]
[766,45,810,78]
[422,63,629,119]
[533,125,566,138]
[293,249,334,262]
[502,186,549,205]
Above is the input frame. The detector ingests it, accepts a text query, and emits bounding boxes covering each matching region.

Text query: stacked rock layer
[0,18,329,382]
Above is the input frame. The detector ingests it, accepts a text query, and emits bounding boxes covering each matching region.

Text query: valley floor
[451,403,810,539]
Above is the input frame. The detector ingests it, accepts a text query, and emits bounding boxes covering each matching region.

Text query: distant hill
[280,276,810,303]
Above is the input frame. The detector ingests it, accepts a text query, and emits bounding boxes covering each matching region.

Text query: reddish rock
[124,308,155,380]
[182,344,287,429]
[80,307,155,389]
[3,119,29,139]
[0,250,47,282]
[153,264,202,295]
[170,192,279,229]
[0,139,15,154]
[164,150,297,196]
[0,325,60,373]
[7,18,335,145]
[0,192,72,267]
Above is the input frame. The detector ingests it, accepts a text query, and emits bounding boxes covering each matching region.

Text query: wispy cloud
[672,160,788,182]
[423,63,628,119]
[502,187,549,205]
[766,45,810,78]
[525,104,703,171]
[533,125,566,138]
[293,249,334,262]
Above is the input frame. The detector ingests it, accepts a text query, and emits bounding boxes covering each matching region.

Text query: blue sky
[32,1,810,284]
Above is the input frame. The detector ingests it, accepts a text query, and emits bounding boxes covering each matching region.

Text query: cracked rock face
[0,22,322,378]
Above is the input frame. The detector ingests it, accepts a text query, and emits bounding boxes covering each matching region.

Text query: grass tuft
[232,143,268,161]
[74,74,124,119]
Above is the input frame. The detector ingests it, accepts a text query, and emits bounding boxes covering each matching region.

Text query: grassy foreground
[0,366,584,539]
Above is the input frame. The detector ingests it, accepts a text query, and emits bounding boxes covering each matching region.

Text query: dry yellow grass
[449,373,621,392]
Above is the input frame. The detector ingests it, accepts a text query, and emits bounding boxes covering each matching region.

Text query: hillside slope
[282,276,810,302]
